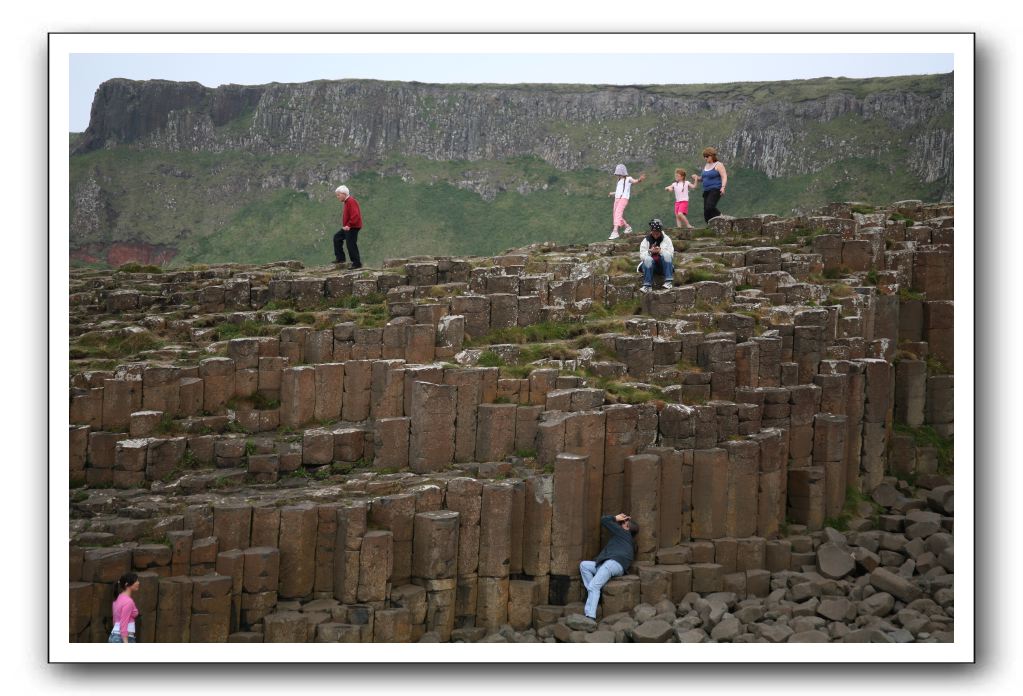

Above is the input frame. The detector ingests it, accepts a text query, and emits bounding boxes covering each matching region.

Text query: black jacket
[592,515,635,569]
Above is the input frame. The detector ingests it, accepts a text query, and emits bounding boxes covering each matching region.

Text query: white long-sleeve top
[639,234,674,263]
[614,176,640,199]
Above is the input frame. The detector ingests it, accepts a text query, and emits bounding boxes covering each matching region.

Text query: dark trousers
[333,227,361,267]
[703,189,722,223]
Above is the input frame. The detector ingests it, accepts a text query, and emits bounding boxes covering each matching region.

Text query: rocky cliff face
[70,74,954,266]
[76,76,953,182]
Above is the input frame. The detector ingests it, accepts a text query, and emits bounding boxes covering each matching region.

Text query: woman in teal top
[694,146,728,223]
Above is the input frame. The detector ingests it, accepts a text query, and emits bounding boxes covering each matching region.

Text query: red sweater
[342,196,363,229]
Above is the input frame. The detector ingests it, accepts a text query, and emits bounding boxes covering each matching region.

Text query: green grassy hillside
[69,73,952,268]
[70,147,946,269]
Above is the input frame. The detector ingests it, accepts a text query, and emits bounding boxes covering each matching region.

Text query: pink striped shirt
[112,593,138,640]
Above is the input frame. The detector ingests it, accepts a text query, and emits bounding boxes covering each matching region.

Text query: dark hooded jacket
[592,515,635,569]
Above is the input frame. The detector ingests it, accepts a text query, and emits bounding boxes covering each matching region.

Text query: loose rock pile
[68,199,954,643]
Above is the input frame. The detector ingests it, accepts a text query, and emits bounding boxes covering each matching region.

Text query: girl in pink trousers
[608,163,646,240]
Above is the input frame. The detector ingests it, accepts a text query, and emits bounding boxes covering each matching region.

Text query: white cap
[335,185,349,195]
[613,164,628,176]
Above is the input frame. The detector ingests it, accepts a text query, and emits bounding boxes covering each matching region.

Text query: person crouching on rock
[579,513,638,620]
[333,185,363,269]
[638,218,674,293]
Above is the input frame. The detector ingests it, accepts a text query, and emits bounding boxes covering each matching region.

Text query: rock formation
[69,75,953,267]
[68,199,954,643]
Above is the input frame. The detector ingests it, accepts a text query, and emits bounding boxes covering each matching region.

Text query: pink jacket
[112,593,138,640]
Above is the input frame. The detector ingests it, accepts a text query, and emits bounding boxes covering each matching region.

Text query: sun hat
[613,164,628,176]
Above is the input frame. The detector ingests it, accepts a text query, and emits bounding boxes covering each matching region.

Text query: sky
[68,52,953,132]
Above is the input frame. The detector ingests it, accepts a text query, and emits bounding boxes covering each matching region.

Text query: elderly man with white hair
[333,184,363,269]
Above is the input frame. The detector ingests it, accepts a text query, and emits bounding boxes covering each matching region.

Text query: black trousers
[703,189,722,223]
[333,227,361,267]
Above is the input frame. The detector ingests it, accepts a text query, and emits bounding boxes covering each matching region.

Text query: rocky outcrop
[75,76,953,187]
[71,241,178,267]
[70,75,954,267]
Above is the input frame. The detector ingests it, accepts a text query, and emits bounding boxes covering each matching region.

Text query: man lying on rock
[638,218,674,293]
[579,513,639,620]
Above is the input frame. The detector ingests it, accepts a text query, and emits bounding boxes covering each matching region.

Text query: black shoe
[334,259,346,265]
[350,263,363,269]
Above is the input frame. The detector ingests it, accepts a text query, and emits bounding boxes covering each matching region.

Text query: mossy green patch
[894,423,953,474]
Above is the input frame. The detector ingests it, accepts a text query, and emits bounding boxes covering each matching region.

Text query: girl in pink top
[665,168,696,229]
[108,573,140,643]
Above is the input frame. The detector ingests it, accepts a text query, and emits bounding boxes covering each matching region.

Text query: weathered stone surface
[870,568,922,603]
[816,542,856,579]
[278,504,317,599]
[710,616,743,642]
[787,630,830,643]
[66,198,955,647]
[413,510,460,580]
[631,618,674,643]
[817,597,854,622]
[409,381,457,473]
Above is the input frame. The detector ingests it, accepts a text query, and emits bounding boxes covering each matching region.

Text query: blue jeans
[579,559,624,619]
[642,256,673,287]
[108,633,136,643]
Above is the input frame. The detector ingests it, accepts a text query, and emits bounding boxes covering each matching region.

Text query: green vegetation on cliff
[69,73,952,268]
[70,148,947,269]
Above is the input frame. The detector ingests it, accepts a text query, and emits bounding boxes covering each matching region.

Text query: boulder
[565,614,597,632]
[817,597,854,622]
[787,630,829,642]
[675,628,709,643]
[871,483,901,509]
[843,628,895,643]
[858,591,895,617]
[816,542,856,579]
[926,485,954,515]
[755,623,794,643]
[632,619,674,643]
[583,630,616,643]
[710,617,743,641]
[870,568,922,603]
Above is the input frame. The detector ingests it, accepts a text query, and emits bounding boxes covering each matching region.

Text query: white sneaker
[624,225,633,234]
[640,285,652,293]
[608,231,620,240]
[663,281,673,289]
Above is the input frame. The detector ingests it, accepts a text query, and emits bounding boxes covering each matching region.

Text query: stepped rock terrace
[67,199,955,644]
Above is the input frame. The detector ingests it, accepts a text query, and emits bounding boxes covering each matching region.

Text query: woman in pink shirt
[108,573,140,643]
